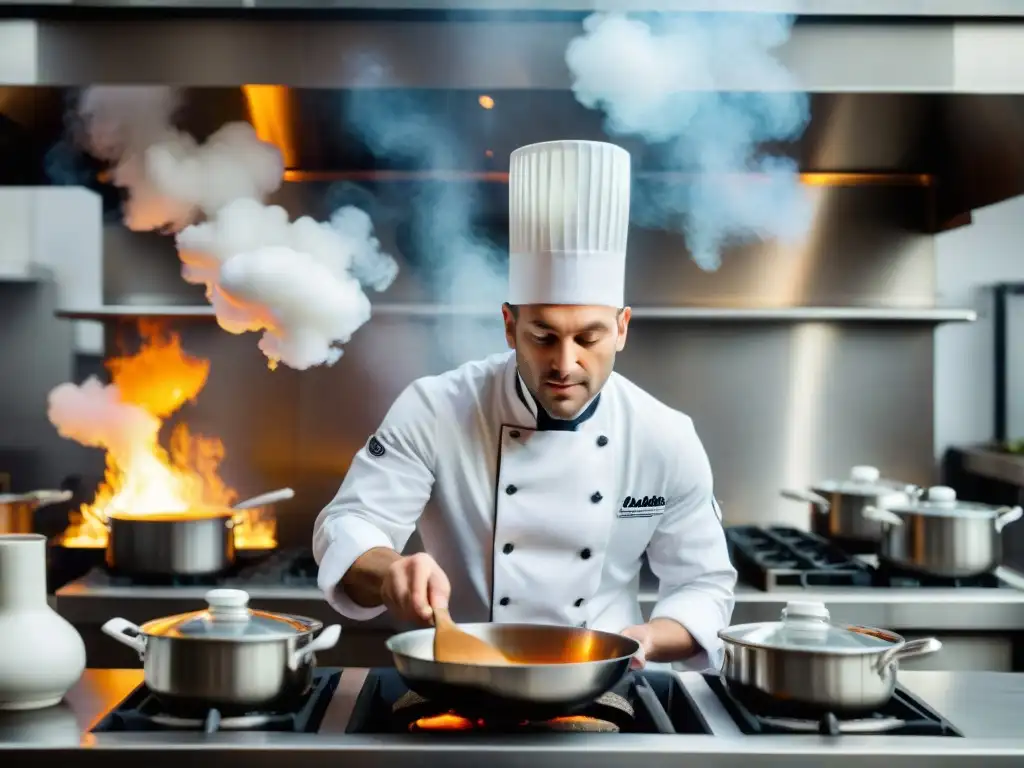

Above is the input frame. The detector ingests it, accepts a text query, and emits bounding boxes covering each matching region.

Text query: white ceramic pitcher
[0,534,86,709]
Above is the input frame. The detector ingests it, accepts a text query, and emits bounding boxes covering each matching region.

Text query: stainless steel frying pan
[385,622,639,716]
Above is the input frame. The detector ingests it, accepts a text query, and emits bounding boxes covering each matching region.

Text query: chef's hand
[620,623,655,670]
[381,552,451,625]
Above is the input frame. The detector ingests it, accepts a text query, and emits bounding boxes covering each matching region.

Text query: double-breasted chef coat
[313,350,737,671]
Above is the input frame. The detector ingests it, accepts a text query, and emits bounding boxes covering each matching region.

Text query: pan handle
[289,624,342,669]
[780,488,830,511]
[101,618,148,660]
[876,637,942,673]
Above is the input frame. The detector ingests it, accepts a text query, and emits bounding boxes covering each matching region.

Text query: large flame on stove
[48,321,276,549]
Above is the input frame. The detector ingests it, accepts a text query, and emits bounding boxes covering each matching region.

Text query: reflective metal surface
[386,623,637,712]
[106,514,235,576]
[0,490,71,535]
[720,617,941,713]
[866,504,1024,578]
[100,595,340,713]
[1,668,1024,767]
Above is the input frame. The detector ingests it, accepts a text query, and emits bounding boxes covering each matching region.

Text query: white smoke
[47,377,160,463]
[75,85,399,370]
[566,13,812,271]
[77,86,284,233]
[176,198,398,370]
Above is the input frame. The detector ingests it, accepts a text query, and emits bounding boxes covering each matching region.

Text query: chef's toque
[507,140,631,308]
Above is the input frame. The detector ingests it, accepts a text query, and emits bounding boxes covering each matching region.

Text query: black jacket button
[510,430,520,439]
[591,492,602,503]
[574,598,584,607]
[580,548,592,560]
[502,543,514,554]
[597,435,608,447]
[505,484,517,495]
[499,596,510,607]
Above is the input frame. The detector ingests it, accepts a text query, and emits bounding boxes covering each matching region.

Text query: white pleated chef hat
[507,140,631,308]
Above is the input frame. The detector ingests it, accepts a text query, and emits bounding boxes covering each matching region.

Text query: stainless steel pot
[101,588,341,715]
[386,622,639,717]
[781,466,919,549]
[863,485,1023,578]
[718,601,941,715]
[105,488,293,576]
[0,490,72,535]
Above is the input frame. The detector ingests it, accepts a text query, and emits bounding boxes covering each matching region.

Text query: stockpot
[718,601,941,715]
[0,490,72,535]
[105,488,294,577]
[863,485,1023,578]
[101,588,341,715]
[781,465,919,550]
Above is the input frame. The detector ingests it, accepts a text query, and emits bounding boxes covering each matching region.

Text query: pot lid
[884,486,1017,518]
[718,602,900,654]
[812,465,915,497]
[139,589,321,641]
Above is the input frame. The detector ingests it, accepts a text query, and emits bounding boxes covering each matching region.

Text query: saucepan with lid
[780,466,919,550]
[101,588,341,715]
[386,623,639,717]
[863,485,1023,578]
[718,601,941,715]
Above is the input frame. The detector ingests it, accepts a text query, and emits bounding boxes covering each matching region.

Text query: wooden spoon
[432,605,510,665]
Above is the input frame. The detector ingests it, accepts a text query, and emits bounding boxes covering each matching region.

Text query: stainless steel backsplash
[98,181,938,550]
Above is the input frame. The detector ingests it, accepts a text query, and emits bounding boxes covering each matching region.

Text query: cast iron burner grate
[345,668,711,735]
[702,675,964,737]
[727,526,1006,590]
[90,668,341,734]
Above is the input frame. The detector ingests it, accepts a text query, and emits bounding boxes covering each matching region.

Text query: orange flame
[59,321,276,549]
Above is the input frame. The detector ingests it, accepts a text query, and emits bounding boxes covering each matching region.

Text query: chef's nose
[552,339,577,375]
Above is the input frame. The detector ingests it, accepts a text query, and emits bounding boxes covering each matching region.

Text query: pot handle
[289,624,341,669]
[876,637,942,673]
[862,505,904,526]
[101,618,147,659]
[995,506,1023,533]
[26,489,73,509]
[780,489,831,511]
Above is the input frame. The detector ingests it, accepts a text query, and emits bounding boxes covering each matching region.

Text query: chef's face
[502,303,631,419]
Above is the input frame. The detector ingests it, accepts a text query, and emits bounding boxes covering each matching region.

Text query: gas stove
[91,668,341,734]
[61,548,318,590]
[726,525,1011,590]
[344,668,708,735]
[83,667,965,740]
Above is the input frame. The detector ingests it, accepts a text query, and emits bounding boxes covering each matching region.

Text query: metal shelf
[55,304,977,323]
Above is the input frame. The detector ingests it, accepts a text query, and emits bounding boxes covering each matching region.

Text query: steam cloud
[47,378,160,464]
[68,86,398,370]
[566,13,812,271]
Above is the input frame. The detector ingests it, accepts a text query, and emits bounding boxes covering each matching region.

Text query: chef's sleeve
[646,415,737,672]
[312,379,437,620]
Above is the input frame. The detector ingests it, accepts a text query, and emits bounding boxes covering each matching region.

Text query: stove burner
[727,526,1007,590]
[345,668,710,735]
[90,668,342,734]
[703,675,964,737]
[391,689,633,733]
[71,548,318,589]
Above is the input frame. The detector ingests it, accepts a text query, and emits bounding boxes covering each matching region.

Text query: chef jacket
[313,350,737,671]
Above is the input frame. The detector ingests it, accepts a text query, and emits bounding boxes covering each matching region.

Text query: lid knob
[205,588,251,622]
[782,601,830,622]
[927,486,957,504]
[850,465,880,484]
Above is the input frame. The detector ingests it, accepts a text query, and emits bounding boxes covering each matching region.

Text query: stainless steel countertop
[55,565,1024,632]
[1,669,1022,767]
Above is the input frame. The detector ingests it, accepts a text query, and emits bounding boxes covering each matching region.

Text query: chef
[313,139,737,671]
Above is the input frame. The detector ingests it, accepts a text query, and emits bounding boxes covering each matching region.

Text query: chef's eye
[576,334,600,346]
[531,334,554,345]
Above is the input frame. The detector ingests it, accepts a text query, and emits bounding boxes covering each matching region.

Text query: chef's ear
[501,303,518,348]
[615,307,632,352]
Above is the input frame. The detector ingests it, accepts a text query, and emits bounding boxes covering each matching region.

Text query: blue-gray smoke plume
[566,13,812,271]
[341,59,509,361]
